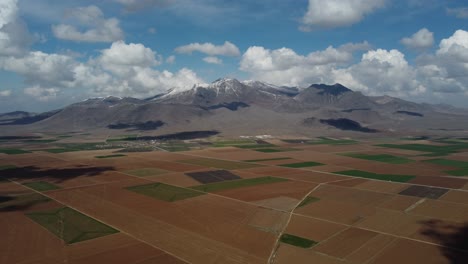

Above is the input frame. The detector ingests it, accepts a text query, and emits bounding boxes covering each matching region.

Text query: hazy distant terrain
[1,79,467,138]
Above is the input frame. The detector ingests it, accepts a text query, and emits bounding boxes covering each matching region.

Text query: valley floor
[1,134,468,263]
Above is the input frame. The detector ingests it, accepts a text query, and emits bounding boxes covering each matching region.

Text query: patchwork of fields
[1,135,468,263]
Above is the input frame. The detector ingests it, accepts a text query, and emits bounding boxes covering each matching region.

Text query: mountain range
[1,78,467,137]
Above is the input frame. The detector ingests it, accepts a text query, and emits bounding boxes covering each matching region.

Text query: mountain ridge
[1,78,467,137]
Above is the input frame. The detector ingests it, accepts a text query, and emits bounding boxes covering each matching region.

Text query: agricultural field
[1,134,468,263]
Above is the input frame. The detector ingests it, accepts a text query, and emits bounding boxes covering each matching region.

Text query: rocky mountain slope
[1,78,467,137]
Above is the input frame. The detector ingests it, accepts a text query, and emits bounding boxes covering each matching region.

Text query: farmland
[1,134,468,263]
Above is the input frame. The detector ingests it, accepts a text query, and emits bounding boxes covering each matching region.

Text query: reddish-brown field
[2,137,468,263]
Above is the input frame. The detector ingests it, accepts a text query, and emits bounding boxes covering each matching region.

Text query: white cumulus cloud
[0,0,33,56]
[401,28,434,50]
[203,56,222,64]
[99,41,160,75]
[166,55,175,64]
[301,0,386,31]
[240,43,368,86]
[24,86,59,101]
[0,90,12,97]
[113,0,174,12]
[52,5,124,43]
[175,41,240,56]
[447,7,468,19]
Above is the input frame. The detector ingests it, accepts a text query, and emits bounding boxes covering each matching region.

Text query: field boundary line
[4,178,193,264]
[267,181,327,264]
[292,211,468,254]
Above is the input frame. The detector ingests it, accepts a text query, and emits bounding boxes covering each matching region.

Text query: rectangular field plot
[254,148,299,153]
[0,193,51,211]
[190,176,288,193]
[244,157,292,162]
[377,143,468,156]
[126,182,204,202]
[398,185,448,199]
[185,170,241,184]
[280,233,317,248]
[424,158,468,176]
[22,181,61,191]
[279,161,324,168]
[297,196,320,208]
[0,164,17,170]
[178,158,262,170]
[122,168,169,177]
[95,154,126,159]
[334,170,415,183]
[0,148,31,155]
[26,207,118,244]
[343,153,413,164]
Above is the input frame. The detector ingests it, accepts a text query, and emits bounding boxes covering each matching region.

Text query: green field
[0,148,31,155]
[24,139,58,143]
[0,193,51,210]
[123,168,168,177]
[44,143,121,153]
[297,196,320,208]
[22,181,61,191]
[244,157,292,162]
[106,135,138,142]
[377,142,468,156]
[211,139,257,147]
[254,148,298,153]
[423,158,468,168]
[334,170,415,183]
[190,176,288,193]
[280,233,317,248]
[279,161,324,168]
[0,164,16,170]
[179,158,262,170]
[424,158,468,176]
[95,154,126,159]
[343,153,413,164]
[126,182,204,202]
[26,207,119,244]
[310,137,358,145]
[235,144,276,149]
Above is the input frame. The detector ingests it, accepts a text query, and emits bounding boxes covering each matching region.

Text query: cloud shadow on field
[0,165,115,183]
[420,219,468,263]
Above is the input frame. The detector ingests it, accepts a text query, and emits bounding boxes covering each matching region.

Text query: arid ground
[1,134,468,263]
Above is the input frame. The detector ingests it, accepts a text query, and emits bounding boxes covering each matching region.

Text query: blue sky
[1,0,468,112]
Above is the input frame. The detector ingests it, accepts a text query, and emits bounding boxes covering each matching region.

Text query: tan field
[1,135,468,263]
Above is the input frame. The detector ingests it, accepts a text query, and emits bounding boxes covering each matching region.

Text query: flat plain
[1,135,468,263]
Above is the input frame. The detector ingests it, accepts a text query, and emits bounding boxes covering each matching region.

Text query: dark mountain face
[309,83,352,96]
[1,78,467,135]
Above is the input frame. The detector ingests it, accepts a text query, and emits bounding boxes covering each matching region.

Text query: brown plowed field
[313,227,378,259]
[2,138,468,264]
[353,180,407,194]
[213,180,318,202]
[46,182,276,263]
[274,244,343,264]
[369,238,457,264]
[285,215,347,242]
[409,176,468,189]
[377,195,422,211]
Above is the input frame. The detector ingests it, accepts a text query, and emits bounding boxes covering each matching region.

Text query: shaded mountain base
[320,118,378,133]
[395,110,424,117]
[342,108,371,113]
[0,110,60,125]
[0,136,42,141]
[206,102,249,111]
[108,121,165,131]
